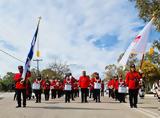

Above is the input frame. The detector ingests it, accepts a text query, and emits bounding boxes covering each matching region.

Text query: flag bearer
[126,64,141,108]
[13,66,27,108]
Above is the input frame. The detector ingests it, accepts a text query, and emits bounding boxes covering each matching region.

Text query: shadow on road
[27,106,120,111]
[140,106,158,109]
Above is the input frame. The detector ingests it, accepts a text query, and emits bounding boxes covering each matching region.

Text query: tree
[41,68,56,79]
[141,60,160,91]
[153,40,160,51]
[145,51,160,67]
[0,72,14,91]
[48,58,71,81]
[104,64,126,81]
[130,0,160,31]
[30,58,71,81]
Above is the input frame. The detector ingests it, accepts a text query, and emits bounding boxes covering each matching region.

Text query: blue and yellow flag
[22,18,41,79]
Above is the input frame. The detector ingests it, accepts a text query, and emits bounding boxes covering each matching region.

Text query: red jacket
[43,80,51,90]
[79,76,90,88]
[108,79,115,89]
[73,82,79,90]
[101,82,104,90]
[14,73,25,89]
[89,78,94,90]
[126,71,141,89]
[50,80,56,89]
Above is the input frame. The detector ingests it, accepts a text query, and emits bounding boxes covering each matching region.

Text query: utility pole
[33,16,42,76]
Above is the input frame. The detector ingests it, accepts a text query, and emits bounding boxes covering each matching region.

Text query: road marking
[135,108,160,118]
[123,103,160,118]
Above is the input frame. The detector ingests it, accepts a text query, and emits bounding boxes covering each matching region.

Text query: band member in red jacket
[13,66,27,108]
[57,80,61,98]
[68,73,76,101]
[73,80,79,98]
[101,81,104,97]
[63,74,72,103]
[118,75,126,103]
[43,77,51,101]
[89,78,94,99]
[26,71,32,100]
[126,64,141,108]
[79,71,90,103]
[32,75,43,103]
[108,78,115,99]
[50,78,56,99]
[93,72,101,103]
[114,76,119,101]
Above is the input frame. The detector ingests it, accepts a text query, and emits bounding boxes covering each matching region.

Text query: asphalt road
[0,92,159,118]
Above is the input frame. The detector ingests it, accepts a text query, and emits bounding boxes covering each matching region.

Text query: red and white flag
[118,18,154,67]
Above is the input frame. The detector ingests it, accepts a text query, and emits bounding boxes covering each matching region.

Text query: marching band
[13,64,158,108]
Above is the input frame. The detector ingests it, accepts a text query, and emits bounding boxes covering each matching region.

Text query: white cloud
[0,0,153,78]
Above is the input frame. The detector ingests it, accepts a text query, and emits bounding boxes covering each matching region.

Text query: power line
[0,49,37,68]
[0,49,25,63]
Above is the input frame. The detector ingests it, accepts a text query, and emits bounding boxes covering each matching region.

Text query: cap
[130,64,135,68]
[18,65,23,69]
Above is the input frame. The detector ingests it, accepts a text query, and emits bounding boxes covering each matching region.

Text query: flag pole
[140,53,145,69]
[21,17,42,83]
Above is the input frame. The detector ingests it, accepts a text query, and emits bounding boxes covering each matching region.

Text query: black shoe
[23,105,26,108]
[134,105,137,108]
[130,106,133,108]
[16,106,21,108]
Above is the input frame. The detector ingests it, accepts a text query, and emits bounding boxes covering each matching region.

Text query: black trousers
[115,90,119,100]
[94,89,100,102]
[51,89,56,99]
[44,89,50,101]
[34,90,41,103]
[101,89,104,96]
[71,90,75,100]
[65,90,71,103]
[119,93,125,103]
[89,89,93,98]
[74,90,79,97]
[58,89,63,98]
[81,88,88,103]
[129,89,139,107]
[17,89,26,107]
[109,89,115,99]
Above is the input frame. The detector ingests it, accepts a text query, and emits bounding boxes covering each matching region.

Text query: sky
[0,0,159,78]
